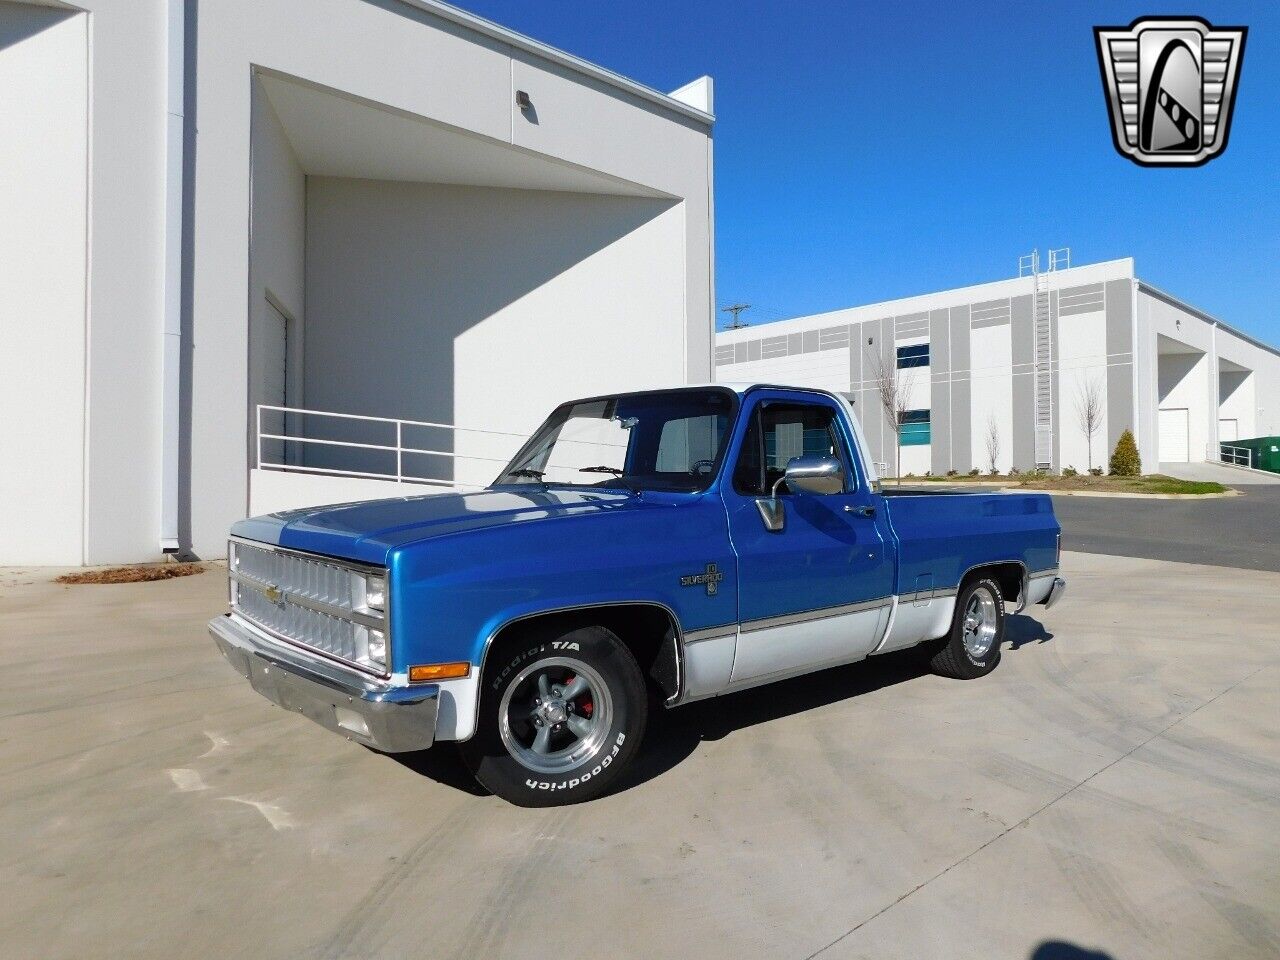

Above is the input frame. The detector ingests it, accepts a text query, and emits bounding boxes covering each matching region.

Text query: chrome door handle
[844,504,875,518]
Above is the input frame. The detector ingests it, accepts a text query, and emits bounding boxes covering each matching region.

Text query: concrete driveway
[2,553,1278,960]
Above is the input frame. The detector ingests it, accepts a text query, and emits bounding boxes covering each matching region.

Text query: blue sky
[456,1,1278,342]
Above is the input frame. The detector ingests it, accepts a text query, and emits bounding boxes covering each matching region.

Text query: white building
[2,0,716,564]
[716,258,1280,477]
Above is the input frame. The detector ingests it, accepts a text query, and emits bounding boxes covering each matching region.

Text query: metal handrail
[1219,442,1254,469]
[255,403,632,489]
[258,404,530,437]
[257,433,512,464]
[256,404,529,487]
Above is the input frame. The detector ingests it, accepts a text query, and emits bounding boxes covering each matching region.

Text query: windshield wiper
[507,468,546,481]
[578,466,625,476]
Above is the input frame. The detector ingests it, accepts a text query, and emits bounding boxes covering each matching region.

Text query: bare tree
[1075,376,1105,472]
[869,351,916,483]
[985,414,1001,475]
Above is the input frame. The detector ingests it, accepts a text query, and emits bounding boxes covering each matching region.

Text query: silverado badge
[680,563,724,597]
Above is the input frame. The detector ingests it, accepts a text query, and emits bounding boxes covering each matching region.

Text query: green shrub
[946,469,958,477]
[969,468,980,477]
[1089,467,1103,476]
[1063,466,1078,477]
[1109,429,1142,476]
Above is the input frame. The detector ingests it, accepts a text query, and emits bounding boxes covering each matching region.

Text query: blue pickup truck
[211,384,1064,806]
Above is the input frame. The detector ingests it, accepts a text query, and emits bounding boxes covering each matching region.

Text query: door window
[733,402,850,496]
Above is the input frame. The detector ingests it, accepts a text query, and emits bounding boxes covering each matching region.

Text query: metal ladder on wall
[1019,248,1070,469]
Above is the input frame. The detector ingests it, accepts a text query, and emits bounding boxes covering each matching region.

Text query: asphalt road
[4,553,1279,960]
[1052,485,1280,572]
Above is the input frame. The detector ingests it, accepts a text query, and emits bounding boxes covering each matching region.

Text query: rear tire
[929,577,1004,679]
[460,624,647,807]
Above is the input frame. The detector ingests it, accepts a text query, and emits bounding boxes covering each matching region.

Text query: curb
[1036,489,1241,500]
[895,481,1019,488]
[896,482,1237,499]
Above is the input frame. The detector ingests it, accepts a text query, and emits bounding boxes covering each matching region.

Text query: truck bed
[880,490,1059,595]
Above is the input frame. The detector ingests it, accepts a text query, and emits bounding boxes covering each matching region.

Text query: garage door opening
[1156,335,1206,464]
[1159,407,1189,463]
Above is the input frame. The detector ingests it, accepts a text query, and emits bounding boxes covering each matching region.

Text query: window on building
[899,409,931,446]
[896,343,930,368]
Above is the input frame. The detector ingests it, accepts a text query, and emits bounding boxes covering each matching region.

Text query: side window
[733,402,850,496]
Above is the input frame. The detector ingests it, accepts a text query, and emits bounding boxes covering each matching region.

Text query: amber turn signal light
[409,662,470,682]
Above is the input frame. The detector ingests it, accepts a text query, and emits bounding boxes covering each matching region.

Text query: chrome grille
[230,541,384,673]
[235,542,356,613]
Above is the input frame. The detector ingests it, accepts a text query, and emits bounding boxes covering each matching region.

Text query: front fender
[385,497,737,740]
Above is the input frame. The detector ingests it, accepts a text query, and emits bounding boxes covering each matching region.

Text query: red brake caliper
[564,674,593,717]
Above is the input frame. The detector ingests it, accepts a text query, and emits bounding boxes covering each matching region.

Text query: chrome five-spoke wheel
[960,587,999,659]
[928,577,1005,680]
[462,625,648,806]
[498,657,614,775]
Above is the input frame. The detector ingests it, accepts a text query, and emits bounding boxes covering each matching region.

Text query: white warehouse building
[716,258,1280,477]
[2,0,716,565]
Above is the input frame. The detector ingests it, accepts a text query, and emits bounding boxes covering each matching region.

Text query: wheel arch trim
[471,600,692,739]
[956,559,1029,609]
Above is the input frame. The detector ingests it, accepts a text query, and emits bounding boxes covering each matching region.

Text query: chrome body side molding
[738,596,892,634]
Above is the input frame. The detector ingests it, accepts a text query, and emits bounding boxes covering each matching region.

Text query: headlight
[350,570,388,672]
[366,628,387,669]
[364,575,386,612]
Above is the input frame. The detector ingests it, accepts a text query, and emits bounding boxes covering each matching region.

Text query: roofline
[1136,280,1280,360]
[717,258,1136,336]
[393,0,715,125]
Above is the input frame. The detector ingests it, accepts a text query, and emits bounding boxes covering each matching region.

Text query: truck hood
[231,487,649,565]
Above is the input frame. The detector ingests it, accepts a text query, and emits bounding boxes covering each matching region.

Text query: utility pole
[721,303,751,329]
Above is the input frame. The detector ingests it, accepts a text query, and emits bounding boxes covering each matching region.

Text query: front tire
[929,577,1005,679]
[460,624,647,806]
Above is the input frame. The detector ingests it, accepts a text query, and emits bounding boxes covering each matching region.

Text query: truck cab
[211,384,1064,806]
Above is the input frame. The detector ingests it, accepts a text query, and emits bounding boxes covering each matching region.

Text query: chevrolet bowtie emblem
[680,562,724,597]
[263,583,284,605]
[1094,17,1247,167]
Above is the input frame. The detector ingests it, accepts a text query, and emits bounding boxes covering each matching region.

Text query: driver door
[723,392,894,684]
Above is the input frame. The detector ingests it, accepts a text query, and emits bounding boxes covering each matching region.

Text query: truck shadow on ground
[1007,613,1055,650]
[1028,941,1114,960]
[392,614,1056,798]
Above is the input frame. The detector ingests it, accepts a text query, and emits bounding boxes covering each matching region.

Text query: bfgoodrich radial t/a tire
[929,577,1005,680]
[461,625,647,807]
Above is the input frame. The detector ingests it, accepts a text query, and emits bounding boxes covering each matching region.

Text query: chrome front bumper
[1043,576,1067,610]
[209,614,438,753]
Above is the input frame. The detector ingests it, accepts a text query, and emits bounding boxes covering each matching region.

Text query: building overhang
[1138,280,1280,362]
[395,0,714,125]
[258,70,672,198]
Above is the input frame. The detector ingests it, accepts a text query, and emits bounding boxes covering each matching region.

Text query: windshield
[494,389,737,493]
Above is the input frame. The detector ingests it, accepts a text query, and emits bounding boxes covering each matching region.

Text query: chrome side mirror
[754,454,845,532]
[783,454,845,495]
